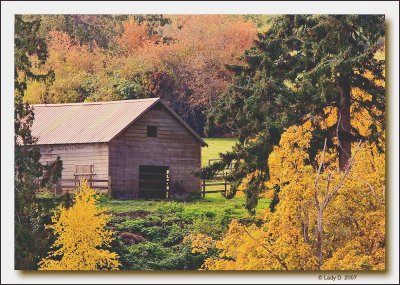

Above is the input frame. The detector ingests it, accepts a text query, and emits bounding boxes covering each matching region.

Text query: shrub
[117,218,147,232]
[124,242,206,270]
[38,179,120,270]
[164,224,187,246]
[155,202,184,215]
[190,218,226,239]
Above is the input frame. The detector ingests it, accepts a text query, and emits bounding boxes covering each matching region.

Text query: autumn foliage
[202,119,385,270]
[200,73,385,270]
[24,15,258,134]
[38,179,120,270]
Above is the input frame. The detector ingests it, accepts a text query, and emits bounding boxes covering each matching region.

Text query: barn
[31,98,207,199]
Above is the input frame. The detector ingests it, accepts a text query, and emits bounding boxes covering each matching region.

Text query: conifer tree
[204,15,385,212]
[14,15,61,269]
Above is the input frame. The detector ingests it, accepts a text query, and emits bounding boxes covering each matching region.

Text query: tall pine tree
[15,15,62,269]
[203,15,385,213]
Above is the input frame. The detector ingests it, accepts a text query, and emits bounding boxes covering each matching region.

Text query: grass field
[201,138,237,166]
[98,192,269,270]
[101,192,269,216]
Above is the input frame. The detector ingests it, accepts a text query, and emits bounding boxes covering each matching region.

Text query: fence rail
[201,158,242,197]
[201,171,229,198]
[46,177,112,194]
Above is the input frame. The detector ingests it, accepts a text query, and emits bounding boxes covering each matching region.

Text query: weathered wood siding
[39,143,109,185]
[109,106,201,198]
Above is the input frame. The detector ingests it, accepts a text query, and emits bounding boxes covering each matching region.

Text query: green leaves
[14,15,63,270]
[204,15,385,212]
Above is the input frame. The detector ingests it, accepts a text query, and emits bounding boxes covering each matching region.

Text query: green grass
[101,192,269,217]
[201,138,237,166]
[100,193,270,270]
[201,138,238,192]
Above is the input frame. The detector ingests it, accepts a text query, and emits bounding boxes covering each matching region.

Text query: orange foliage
[25,16,258,109]
[117,21,157,54]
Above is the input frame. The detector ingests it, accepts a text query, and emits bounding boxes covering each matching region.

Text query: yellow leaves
[205,121,385,271]
[185,233,215,254]
[24,80,47,104]
[38,179,120,270]
[238,170,262,192]
[205,220,270,270]
[204,218,318,270]
[322,239,375,270]
[268,123,313,187]
[205,68,385,271]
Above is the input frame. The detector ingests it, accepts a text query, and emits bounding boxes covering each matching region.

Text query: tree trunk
[337,76,352,171]
[316,208,323,270]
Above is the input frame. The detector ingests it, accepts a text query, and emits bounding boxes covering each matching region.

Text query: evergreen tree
[203,15,385,212]
[14,15,62,269]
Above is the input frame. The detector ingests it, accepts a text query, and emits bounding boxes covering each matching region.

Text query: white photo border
[1,1,399,284]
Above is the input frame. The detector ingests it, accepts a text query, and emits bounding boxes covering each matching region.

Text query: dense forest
[22,14,270,135]
[15,14,385,271]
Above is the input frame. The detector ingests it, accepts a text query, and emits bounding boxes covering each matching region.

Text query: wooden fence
[51,176,111,194]
[200,159,244,197]
[201,172,229,197]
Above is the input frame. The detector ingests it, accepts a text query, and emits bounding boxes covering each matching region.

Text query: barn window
[147,126,158,137]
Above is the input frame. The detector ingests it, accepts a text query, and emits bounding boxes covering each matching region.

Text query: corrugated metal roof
[31,98,207,146]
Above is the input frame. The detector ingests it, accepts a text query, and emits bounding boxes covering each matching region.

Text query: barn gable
[109,101,203,198]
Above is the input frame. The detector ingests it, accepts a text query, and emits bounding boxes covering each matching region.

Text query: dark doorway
[139,165,169,199]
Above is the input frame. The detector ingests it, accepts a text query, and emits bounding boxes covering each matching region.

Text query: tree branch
[241,225,289,270]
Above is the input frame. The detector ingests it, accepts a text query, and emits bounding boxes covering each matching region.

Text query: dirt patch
[115,210,151,219]
[119,231,147,245]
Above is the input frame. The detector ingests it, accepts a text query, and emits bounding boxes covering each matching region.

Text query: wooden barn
[31,98,207,199]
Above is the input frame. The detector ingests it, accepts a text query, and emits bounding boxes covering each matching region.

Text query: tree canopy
[203,15,385,212]
[23,14,263,135]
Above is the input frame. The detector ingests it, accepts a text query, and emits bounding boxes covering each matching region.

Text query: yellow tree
[204,120,385,270]
[203,48,385,270]
[38,179,120,270]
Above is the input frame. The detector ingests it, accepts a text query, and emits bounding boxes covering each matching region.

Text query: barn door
[139,165,169,199]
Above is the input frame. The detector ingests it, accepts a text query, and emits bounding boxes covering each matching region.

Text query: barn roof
[31,98,207,146]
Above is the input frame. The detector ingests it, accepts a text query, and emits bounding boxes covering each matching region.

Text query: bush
[125,242,169,270]
[164,224,187,246]
[143,226,168,241]
[204,211,216,219]
[155,202,184,215]
[97,193,113,203]
[117,219,147,232]
[190,218,226,239]
[156,243,207,270]
[124,242,206,270]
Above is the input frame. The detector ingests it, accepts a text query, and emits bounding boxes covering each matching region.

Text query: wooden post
[202,178,205,198]
[108,176,112,194]
[76,177,80,192]
[224,172,227,194]
[90,165,94,187]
